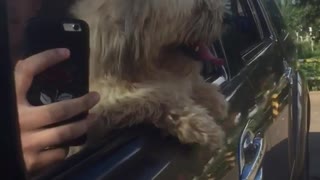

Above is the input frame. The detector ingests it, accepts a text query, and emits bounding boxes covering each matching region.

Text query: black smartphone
[23,17,90,145]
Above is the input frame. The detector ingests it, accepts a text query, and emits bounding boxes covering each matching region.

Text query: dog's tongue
[198,43,224,65]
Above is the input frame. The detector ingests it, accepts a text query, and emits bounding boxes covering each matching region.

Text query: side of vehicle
[33,0,310,180]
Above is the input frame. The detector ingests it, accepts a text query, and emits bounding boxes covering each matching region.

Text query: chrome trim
[240,126,266,180]
[283,33,289,41]
[218,40,232,78]
[255,168,263,180]
[151,162,171,180]
[226,82,243,102]
[246,42,273,66]
[247,0,264,39]
[283,60,293,85]
[256,0,277,41]
[212,76,227,86]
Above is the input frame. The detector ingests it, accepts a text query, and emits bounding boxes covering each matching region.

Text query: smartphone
[23,17,90,145]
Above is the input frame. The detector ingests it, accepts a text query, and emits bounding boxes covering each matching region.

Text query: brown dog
[69,0,228,151]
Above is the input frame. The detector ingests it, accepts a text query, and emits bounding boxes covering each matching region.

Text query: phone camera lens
[73,24,80,31]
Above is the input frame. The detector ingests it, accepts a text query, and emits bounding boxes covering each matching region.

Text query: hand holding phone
[23,17,90,145]
[15,49,100,173]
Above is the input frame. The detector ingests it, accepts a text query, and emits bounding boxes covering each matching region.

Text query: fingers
[14,48,101,173]
[37,148,67,168]
[25,148,68,173]
[34,114,97,150]
[15,48,70,103]
[16,48,70,77]
[22,114,97,173]
[20,92,100,130]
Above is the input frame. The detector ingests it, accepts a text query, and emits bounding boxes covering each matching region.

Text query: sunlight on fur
[69,0,228,154]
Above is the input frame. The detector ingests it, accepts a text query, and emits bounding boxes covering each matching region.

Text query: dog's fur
[69,0,228,151]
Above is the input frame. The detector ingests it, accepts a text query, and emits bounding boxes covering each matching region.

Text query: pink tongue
[198,43,224,65]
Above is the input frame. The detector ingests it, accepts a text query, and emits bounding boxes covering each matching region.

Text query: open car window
[221,0,265,77]
[261,0,287,39]
[201,41,230,85]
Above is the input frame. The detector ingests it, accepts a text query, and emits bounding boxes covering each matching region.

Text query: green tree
[278,0,320,41]
[278,0,320,90]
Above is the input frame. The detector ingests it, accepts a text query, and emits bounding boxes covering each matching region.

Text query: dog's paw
[192,84,228,121]
[168,111,225,151]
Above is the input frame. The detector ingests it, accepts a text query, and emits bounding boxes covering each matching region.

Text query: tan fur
[69,0,228,152]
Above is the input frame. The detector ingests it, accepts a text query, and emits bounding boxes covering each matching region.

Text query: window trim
[0,1,27,179]
[246,0,265,39]
[254,0,278,41]
[220,0,267,77]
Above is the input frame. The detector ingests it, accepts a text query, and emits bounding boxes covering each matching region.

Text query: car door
[204,0,272,179]
[257,1,310,179]
[242,0,310,180]
[241,0,292,179]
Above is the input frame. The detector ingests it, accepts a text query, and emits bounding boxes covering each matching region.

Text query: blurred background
[280,0,320,89]
[277,0,320,178]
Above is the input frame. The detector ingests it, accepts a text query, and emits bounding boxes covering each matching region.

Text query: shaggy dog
[68,0,228,151]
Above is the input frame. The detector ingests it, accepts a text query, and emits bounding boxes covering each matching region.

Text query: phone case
[23,17,90,145]
[24,17,89,105]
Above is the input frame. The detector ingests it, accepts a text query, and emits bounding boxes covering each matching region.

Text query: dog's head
[71,0,225,81]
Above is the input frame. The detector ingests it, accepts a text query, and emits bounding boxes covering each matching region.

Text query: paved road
[309,92,320,178]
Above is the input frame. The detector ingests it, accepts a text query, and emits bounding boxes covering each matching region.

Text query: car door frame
[0,1,28,179]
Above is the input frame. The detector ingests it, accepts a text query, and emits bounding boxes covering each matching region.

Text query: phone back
[24,17,89,106]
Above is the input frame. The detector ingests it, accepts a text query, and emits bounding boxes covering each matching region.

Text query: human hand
[14,48,100,173]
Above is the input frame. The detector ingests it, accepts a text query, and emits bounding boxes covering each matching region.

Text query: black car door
[242,0,308,179]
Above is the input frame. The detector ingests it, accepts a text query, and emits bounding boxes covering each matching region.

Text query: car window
[261,0,287,39]
[201,41,230,83]
[201,44,220,80]
[221,0,263,76]
[249,0,271,38]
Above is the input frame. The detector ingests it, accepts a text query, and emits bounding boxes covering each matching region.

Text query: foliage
[296,42,313,59]
[299,60,320,77]
[298,59,320,91]
[296,42,320,59]
[278,0,320,41]
[279,0,320,90]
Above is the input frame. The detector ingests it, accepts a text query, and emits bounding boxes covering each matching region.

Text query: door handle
[240,129,266,180]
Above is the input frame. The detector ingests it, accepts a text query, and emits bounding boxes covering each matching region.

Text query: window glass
[261,0,287,38]
[201,42,227,81]
[221,0,262,76]
[250,0,271,37]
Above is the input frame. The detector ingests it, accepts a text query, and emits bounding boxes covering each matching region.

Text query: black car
[0,0,311,180]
